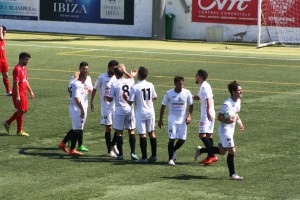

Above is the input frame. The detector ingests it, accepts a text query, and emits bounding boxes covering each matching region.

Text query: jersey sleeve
[13,67,20,82]
[93,76,101,90]
[161,92,169,106]
[151,84,157,99]
[220,103,229,114]
[187,90,193,105]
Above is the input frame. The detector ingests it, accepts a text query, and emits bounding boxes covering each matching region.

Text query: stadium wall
[0,0,260,42]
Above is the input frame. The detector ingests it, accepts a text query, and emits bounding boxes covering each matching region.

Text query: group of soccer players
[56,59,245,180]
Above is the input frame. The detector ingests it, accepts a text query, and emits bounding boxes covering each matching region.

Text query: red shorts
[13,95,28,111]
[0,61,8,73]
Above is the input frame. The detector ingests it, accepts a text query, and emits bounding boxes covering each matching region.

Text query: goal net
[257,0,300,48]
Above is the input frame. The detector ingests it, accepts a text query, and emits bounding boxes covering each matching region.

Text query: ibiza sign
[192,0,258,25]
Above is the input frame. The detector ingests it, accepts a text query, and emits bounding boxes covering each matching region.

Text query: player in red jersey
[3,52,35,136]
[0,26,12,96]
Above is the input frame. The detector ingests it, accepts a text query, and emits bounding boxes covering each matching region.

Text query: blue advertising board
[40,0,134,25]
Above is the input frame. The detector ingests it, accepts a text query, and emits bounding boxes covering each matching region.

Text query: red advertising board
[192,0,258,25]
[262,0,300,27]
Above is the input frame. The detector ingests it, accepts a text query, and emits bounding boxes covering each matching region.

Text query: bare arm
[217,112,236,124]
[90,89,97,112]
[158,105,166,129]
[26,82,35,99]
[0,27,4,40]
[206,98,212,121]
[104,96,113,102]
[122,93,133,105]
[186,104,193,125]
[75,97,85,118]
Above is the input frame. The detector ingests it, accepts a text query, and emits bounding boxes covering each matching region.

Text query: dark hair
[19,52,31,60]
[138,66,148,80]
[1,26,6,31]
[108,60,119,68]
[174,76,184,84]
[114,66,123,77]
[196,69,208,81]
[227,80,240,96]
[79,61,88,69]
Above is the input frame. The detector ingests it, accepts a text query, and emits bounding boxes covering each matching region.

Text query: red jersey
[0,39,6,62]
[12,65,28,97]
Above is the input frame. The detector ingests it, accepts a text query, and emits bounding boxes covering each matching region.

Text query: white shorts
[69,105,87,130]
[218,128,235,148]
[168,121,187,140]
[198,117,215,134]
[100,107,114,126]
[136,117,155,134]
[113,113,136,131]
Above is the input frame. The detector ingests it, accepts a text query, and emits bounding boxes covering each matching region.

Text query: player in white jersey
[90,60,119,157]
[193,69,218,165]
[105,64,138,161]
[58,62,92,154]
[195,80,245,180]
[123,67,158,163]
[58,69,89,156]
[158,76,193,166]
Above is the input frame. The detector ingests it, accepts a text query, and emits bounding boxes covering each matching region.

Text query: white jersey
[129,80,157,120]
[161,88,193,124]
[68,75,92,109]
[218,97,241,134]
[109,78,134,115]
[70,79,86,108]
[197,81,215,118]
[93,72,117,110]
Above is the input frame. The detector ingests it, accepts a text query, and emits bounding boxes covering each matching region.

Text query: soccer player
[158,76,193,166]
[193,69,218,165]
[58,70,89,156]
[123,66,158,163]
[0,26,12,96]
[59,62,92,152]
[195,80,245,180]
[3,52,35,136]
[105,64,138,161]
[90,60,119,158]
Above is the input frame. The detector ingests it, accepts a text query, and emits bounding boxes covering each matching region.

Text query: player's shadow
[162,174,223,180]
[0,133,15,136]
[18,147,76,159]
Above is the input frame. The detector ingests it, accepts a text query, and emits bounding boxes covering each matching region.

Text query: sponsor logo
[197,0,252,11]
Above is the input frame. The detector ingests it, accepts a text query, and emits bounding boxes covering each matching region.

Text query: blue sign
[40,0,134,25]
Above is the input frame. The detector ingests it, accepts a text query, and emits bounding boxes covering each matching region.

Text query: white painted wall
[165,0,258,42]
[0,0,153,38]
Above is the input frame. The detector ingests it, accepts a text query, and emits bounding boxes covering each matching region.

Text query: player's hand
[130,69,137,77]
[90,102,94,112]
[119,64,126,71]
[80,110,85,118]
[186,115,191,125]
[74,71,80,80]
[158,120,163,129]
[239,123,245,131]
[193,95,200,100]
[207,113,212,121]
[30,91,35,99]
[16,96,21,103]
